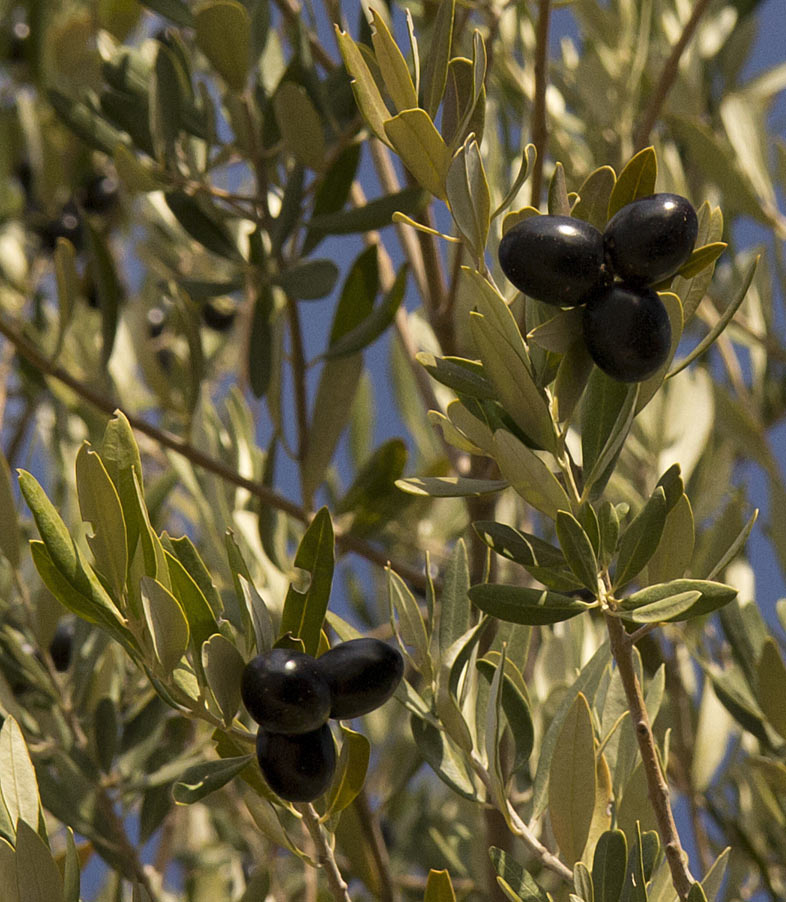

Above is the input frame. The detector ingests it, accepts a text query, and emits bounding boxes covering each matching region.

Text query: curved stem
[0,315,430,592]
[296,803,352,902]
[529,0,552,209]
[633,0,713,150]
[605,613,696,899]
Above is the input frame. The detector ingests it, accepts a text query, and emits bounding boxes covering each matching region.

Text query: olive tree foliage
[0,0,784,899]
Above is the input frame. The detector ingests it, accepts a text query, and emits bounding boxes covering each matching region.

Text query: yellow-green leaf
[335,27,391,145]
[14,820,64,902]
[0,453,20,568]
[757,638,786,740]
[322,726,370,819]
[607,146,657,219]
[424,869,457,902]
[384,109,450,200]
[370,9,417,112]
[141,576,189,674]
[273,82,325,171]
[493,431,571,520]
[549,692,596,867]
[0,717,40,829]
[195,0,250,92]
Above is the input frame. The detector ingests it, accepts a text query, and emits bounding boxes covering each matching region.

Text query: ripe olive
[582,283,671,383]
[49,621,74,672]
[603,194,698,285]
[241,649,331,734]
[498,215,606,307]
[316,638,404,719]
[256,724,336,802]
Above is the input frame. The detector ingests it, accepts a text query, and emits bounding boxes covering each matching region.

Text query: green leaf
[335,26,392,145]
[556,511,599,594]
[165,191,242,261]
[425,869,457,902]
[607,146,657,219]
[47,89,128,154]
[370,9,417,112]
[280,508,334,657]
[492,144,537,220]
[14,819,64,902]
[672,242,727,280]
[164,549,220,662]
[446,135,490,257]
[172,755,253,804]
[613,488,667,590]
[0,453,20,568]
[75,444,128,600]
[409,713,478,801]
[420,0,455,117]
[441,55,486,148]
[141,576,189,674]
[308,185,427,234]
[488,847,550,902]
[592,829,627,902]
[669,255,759,378]
[149,43,184,164]
[83,218,122,366]
[302,143,361,252]
[493,431,571,519]
[476,655,534,773]
[701,848,730,902]
[0,717,40,830]
[646,494,695,584]
[273,81,325,170]
[532,642,610,818]
[62,829,79,902]
[687,885,708,902]
[237,575,274,657]
[528,307,584,354]
[705,508,758,581]
[417,353,496,399]
[195,0,250,92]
[388,568,431,679]
[276,259,338,300]
[167,534,222,617]
[324,264,407,359]
[618,590,701,624]
[141,0,193,27]
[549,692,596,866]
[634,291,684,413]
[757,638,786,740]
[396,476,508,497]
[53,238,78,356]
[581,370,639,499]
[439,539,471,654]
[384,109,451,200]
[598,501,622,567]
[469,583,589,625]
[554,339,595,424]
[572,166,616,230]
[248,284,274,399]
[619,579,737,622]
[335,438,409,537]
[202,634,245,727]
[670,201,723,323]
[322,726,370,820]
[548,162,571,216]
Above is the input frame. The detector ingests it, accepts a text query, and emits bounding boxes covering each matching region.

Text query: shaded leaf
[202,634,245,726]
[607,147,657,219]
[141,576,189,674]
[276,259,338,300]
[488,847,550,902]
[308,186,427,234]
[165,191,242,261]
[573,166,616,230]
[195,0,250,92]
[14,820,64,902]
[322,726,370,819]
[420,0,455,117]
[757,638,786,740]
[613,488,667,589]
[173,755,253,804]
[469,583,589,625]
[397,476,508,497]
[273,82,325,170]
[556,510,599,594]
[493,431,571,519]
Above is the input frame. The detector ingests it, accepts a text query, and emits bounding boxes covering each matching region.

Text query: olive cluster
[241,638,404,802]
[498,194,699,382]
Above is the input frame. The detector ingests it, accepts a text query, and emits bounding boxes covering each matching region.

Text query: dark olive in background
[82,173,120,216]
[201,299,237,332]
[37,200,83,252]
[498,215,606,306]
[316,638,404,719]
[603,193,698,285]
[241,649,331,734]
[256,724,336,802]
[583,283,672,383]
[49,621,74,672]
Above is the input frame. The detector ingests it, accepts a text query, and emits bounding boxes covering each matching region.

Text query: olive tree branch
[296,803,353,902]
[605,612,697,900]
[468,750,574,883]
[0,315,430,591]
[529,0,552,209]
[634,0,714,150]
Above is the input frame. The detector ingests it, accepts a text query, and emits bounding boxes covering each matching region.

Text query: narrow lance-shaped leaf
[370,9,418,112]
[469,583,589,626]
[202,634,245,727]
[425,869,457,902]
[321,726,370,820]
[493,431,571,519]
[420,0,455,117]
[757,638,786,740]
[607,146,657,219]
[556,511,599,594]
[613,487,667,590]
[173,756,253,804]
[488,847,550,902]
[446,135,490,258]
[141,576,189,674]
[0,716,40,829]
[335,26,392,145]
[280,508,334,657]
[592,829,627,902]
[0,453,20,568]
[194,0,250,92]
[14,820,64,902]
[388,567,432,679]
[384,109,451,200]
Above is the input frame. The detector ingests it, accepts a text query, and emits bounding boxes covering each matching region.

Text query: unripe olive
[241,649,331,734]
[603,193,698,285]
[582,283,671,383]
[316,638,404,719]
[498,215,606,306]
[256,724,336,802]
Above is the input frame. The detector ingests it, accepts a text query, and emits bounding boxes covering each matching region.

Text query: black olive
[583,283,671,383]
[37,201,83,252]
[498,215,607,306]
[241,649,331,734]
[256,724,336,802]
[316,638,404,719]
[82,173,120,216]
[603,193,698,285]
[49,621,74,672]
[201,299,237,332]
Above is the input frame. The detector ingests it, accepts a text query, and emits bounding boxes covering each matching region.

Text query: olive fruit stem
[605,612,697,900]
[468,751,574,883]
[296,802,352,902]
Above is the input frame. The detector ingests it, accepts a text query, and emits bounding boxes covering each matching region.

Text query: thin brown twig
[296,803,352,902]
[0,320,430,591]
[529,0,552,209]
[605,613,696,899]
[634,0,714,150]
